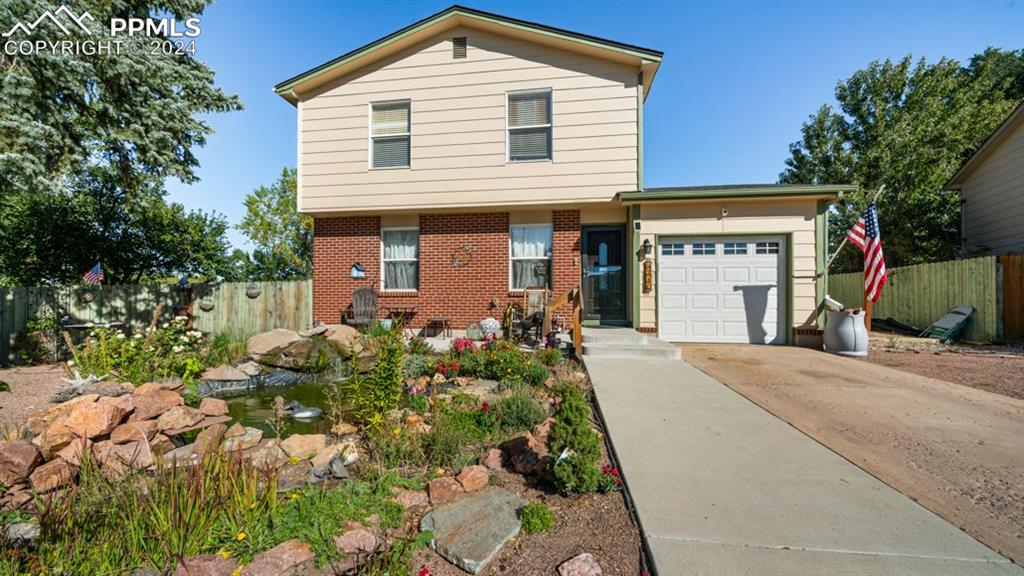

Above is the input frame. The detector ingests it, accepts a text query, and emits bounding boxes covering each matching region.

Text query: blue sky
[165,0,1024,249]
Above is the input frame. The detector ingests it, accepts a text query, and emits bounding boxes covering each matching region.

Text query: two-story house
[274,5,849,344]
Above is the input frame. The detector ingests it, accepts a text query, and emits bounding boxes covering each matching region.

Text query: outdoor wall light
[642,238,653,257]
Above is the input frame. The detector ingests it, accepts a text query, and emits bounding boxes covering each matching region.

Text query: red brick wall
[311,210,582,330]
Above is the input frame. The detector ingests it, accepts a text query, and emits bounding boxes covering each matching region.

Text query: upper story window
[370,100,410,169]
[507,90,551,162]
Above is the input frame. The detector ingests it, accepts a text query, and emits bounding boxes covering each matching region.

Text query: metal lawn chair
[920,305,974,343]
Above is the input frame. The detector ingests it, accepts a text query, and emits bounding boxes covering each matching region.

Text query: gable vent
[452,36,467,59]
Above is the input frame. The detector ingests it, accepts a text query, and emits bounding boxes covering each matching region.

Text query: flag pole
[823,185,886,272]
[861,186,886,332]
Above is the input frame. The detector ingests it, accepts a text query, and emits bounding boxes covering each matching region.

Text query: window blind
[508,91,551,161]
[371,102,410,168]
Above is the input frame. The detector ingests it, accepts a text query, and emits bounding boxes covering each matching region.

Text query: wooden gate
[1002,253,1024,341]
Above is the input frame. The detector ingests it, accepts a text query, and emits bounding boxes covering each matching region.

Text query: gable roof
[618,184,852,203]
[273,5,663,105]
[944,100,1024,189]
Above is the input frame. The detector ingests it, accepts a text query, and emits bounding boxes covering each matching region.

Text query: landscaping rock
[132,382,172,395]
[34,421,76,458]
[163,415,232,436]
[459,379,501,401]
[3,521,40,548]
[392,488,429,510]
[420,486,527,574]
[558,552,603,576]
[201,364,249,382]
[150,434,175,456]
[175,554,239,576]
[111,420,159,444]
[277,461,312,490]
[334,528,378,554]
[55,438,93,466]
[130,389,184,421]
[280,433,326,460]
[193,422,227,456]
[329,455,350,480]
[25,394,99,435]
[63,401,128,439]
[247,440,287,469]
[236,361,263,377]
[531,417,556,444]
[0,441,43,485]
[198,397,229,417]
[322,324,361,355]
[247,328,302,359]
[428,476,464,505]
[222,426,262,452]
[330,421,359,436]
[456,465,489,492]
[404,413,431,434]
[299,324,328,338]
[332,438,361,465]
[29,458,76,492]
[240,539,314,576]
[95,440,153,469]
[225,422,245,437]
[129,568,160,576]
[480,448,504,471]
[275,337,340,372]
[82,380,134,398]
[431,373,446,386]
[157,406,204,431]
[310,443,346,472]
[162,443,199,467]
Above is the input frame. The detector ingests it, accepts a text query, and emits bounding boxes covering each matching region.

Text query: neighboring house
[945,101,1024,256]
[274,5,849,344]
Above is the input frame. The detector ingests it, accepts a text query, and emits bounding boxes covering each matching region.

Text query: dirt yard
[683,344,1024,565]
[0,364,65,430]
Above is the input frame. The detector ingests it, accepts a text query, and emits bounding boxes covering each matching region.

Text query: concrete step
[581,340,682,360]
[581,327,648,345]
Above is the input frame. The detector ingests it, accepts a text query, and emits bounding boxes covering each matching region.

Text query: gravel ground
[413,466,643,576]
[0,364,66,430]
[683,344,1024,565]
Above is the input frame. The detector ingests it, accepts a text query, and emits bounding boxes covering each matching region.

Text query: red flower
[481,402,492,413]
[418,568,433,576]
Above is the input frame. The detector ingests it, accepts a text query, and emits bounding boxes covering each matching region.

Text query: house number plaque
[642,260,653,293]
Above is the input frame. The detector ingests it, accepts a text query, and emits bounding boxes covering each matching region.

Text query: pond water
[220,378,354,437]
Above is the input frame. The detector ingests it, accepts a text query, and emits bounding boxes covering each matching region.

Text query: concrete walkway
[585,356,1023,576]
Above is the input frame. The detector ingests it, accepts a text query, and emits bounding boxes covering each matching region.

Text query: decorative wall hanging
[245,283,262,299]
[79,291,95,304]
[199,300,215,312]
[451,245,474,268]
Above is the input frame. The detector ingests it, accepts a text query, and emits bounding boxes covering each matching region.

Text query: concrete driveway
[586,350,1023,576]
[684,344,1024,566]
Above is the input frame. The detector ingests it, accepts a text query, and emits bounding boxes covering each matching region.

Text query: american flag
[83,262,104,285]
[846,202,888,302]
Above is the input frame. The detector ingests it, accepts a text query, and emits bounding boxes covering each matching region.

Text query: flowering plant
[434,360,460,377]
[475,401,498,431]
[452,338,476,354]
[598,464,623,492]
[70,316,208,385]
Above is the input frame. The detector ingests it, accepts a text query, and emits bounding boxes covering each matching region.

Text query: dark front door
[582,226,627,323]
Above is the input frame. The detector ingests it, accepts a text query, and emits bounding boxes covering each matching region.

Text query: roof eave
[618,185,853,204]
[273,5,663,103]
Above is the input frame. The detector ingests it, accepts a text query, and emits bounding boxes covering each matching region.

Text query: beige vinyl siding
[961,120,1024,255]
[297,25,639,214]
[637,198,820,331]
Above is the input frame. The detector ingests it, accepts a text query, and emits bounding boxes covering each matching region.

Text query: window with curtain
[507,90,551,161]
[382,229,418,290]
[510,225,552,289]
[371,101,410,168]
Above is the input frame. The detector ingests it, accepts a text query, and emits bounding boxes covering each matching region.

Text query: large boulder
[63,401,128,439]
[240,539,314,576]
[200,364,249,382]
[322,324,362,356]
[130,389,184,421]
[247,329,301,360]
[25,394,99,435]
[280,434,326,460]
[420,487,527,574]
[0,441,42,485]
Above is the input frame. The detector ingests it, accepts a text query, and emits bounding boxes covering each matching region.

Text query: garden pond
[216,375,354,437]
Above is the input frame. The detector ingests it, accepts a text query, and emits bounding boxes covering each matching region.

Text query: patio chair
[920,305,974,343]
[344,287,378,328]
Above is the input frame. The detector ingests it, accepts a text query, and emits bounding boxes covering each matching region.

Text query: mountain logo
[2,5,95,37]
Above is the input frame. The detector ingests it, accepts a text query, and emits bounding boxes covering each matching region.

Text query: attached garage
[620,184,852,345]
[657,236,786,343]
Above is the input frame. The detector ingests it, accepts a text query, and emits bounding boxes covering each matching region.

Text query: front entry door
[582,227,627,324]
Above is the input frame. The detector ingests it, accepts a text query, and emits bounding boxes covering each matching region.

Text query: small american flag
[846,202,888,302]
[83,262,104,285]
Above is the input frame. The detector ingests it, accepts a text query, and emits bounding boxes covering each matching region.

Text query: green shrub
[366,423,427,470]
[403,354,433,379]
[201,329,249,367]
[404,392,429,414]
[533,347,564,367]
[425,406,490,469]
[522,360,549,387]
[406,336,432,356]
[520,502,554,534]
[70,317,209,385]
[547,384,601,495]
[494,393,546,433]
[344,325,405,427]
[17,312,58,365]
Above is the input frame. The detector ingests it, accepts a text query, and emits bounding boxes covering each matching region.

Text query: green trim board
[274,5,663,99]
[619,184,851,203]
[631,205,641,329]
[814,199,829,328]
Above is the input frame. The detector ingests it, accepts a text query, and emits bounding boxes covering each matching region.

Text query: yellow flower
[289,456,301,464]
[249,503,256,510]
[392,428,401,437]
[217,549,231,559]
[290,493,299,501]
[235,532,247,541]
[232,568,242,576]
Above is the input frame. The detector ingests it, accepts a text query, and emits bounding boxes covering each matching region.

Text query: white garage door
[658,237,786,344]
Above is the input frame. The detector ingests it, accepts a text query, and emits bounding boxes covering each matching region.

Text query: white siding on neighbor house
[961,120,1024,255]
[297,25,640,214]
[637,199,820,332]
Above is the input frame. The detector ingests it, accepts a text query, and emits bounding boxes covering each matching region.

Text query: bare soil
[0,364,65,430]
[683,344,1024,565]
[414,467,643,576]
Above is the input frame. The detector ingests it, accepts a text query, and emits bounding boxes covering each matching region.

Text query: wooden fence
[829,256,998,342]
[0,280,312,364]
[1001,253,1024,341]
